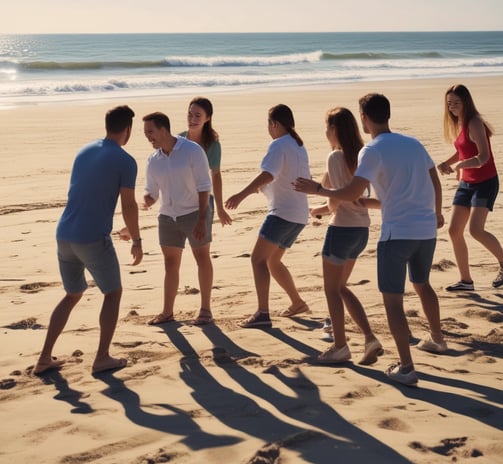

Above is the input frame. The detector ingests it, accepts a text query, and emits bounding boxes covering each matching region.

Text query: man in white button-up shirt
[142,112,213,326]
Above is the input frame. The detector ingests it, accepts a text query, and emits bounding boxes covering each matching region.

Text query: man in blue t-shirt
[34,105,143,376]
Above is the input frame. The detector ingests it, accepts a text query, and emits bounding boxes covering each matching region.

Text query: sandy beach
[1,76,502,463]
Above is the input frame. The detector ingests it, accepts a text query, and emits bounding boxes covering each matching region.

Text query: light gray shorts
[57,237,121,294]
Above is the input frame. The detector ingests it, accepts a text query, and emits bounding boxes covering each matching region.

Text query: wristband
[132,238,142,247]
[317,183,322,192]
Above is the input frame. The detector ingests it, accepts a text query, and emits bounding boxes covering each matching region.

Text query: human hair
[269,104,303,146]
[189,97,219,151]
[326,107,364,174]
[443,84,493,142]
[358,93,390,124]
[105,105,135,133]
[142,112,171,132]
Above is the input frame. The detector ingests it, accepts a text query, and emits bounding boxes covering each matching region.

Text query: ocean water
[0,31,502,106]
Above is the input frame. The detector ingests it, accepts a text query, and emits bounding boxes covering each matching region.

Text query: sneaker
[445,280,474,291]
[239,311,272,328]
[359,339,384,365]
[492,268,503,288]
[322,318,332,333]
[416,334,447,354]
[317,344,351,364]
[320,331,334,342]
[385,363,418,386]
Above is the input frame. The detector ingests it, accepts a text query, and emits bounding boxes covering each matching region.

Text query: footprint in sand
[20,282,59,293]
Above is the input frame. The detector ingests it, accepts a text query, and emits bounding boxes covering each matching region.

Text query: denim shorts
[159,208,213,249]
[259,214,305,249]
[322,226,369,265]
[453,176,499,211]
[377,238,436,293]
[57,236,121,294]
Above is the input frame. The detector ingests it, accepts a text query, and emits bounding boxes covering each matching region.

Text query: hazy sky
[3,0,502,34]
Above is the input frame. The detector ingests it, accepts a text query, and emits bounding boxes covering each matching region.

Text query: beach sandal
[192,308,214,326]
[239,311,272,328]
[148,313,175,325]
[279,303,311,318]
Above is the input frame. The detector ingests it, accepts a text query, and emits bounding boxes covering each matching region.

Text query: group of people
[34,85,502,386]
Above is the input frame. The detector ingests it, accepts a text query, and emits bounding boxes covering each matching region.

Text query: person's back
[57,139,137,243]
[357,132,436,240]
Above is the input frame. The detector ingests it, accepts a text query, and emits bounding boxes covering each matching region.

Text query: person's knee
[468,224,485,241]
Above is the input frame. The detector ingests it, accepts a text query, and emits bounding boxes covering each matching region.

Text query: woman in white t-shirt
[310,107,382,365]
[225,104,311,328]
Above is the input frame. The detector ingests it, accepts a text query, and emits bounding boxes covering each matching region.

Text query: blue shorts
[453,176,499,211]
[259,214,305,249]
[57,237,121,294]
[322,226,369,265]
[377,238,436,294]
[159,208,213,249]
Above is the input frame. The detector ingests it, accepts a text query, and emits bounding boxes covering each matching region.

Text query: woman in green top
[180,97,233,227]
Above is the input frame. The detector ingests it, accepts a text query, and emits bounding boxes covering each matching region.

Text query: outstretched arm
[294,175,369,202]
[225,171,273,209]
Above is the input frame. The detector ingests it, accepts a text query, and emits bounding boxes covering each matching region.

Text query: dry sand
[0,76,502,463]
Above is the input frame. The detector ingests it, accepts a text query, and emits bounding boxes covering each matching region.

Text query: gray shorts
[57,237,121,294]
[159,209,213,249]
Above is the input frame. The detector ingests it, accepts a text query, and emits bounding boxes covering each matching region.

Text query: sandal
[148,313,175,325]
[279,303,311,318]
[192,308,214,326]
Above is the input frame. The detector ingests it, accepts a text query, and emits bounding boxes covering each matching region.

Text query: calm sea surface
[0,32,502,106]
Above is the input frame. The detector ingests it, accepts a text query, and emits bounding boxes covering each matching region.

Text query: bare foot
[33,357,66,375]
[92,356,127,375]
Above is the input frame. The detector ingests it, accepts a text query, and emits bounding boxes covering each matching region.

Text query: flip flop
[148,313,175,325]
[279,304,311,318]
[192,309,214,326]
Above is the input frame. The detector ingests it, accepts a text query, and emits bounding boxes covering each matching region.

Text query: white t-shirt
[355,132,436,240]
[145,136,211,219]
[327,150,370,227]
[260,134,310,225]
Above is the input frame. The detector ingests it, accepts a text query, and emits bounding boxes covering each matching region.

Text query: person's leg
[34,292,82,374]
[382,292,413,369]
[448,205,472,282]
[469,207,503,263]
[251,236,276,312]
[151,246,183,322]
[92,288,127,373]
[412,281,444,342]
[268,246,306,311]
[191,243,213,321]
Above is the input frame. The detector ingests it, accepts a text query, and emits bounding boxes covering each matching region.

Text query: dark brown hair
[269,104,303,146]
[358,93,390,124]
[142,112,171,132]
[189,97,219,151]
[105,105,134,133]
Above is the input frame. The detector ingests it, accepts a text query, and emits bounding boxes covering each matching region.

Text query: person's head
[268,104,303,146]
[105,105,135,145]
[143,112,171,149]
[443,84,491,141]
[358,93,391,133]
[187,97,218,150]
[325,107,364,173]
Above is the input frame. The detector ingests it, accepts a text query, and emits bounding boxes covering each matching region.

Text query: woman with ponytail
[225,104,311,328]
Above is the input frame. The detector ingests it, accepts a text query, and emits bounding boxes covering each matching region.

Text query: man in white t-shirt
[294,93,448,386]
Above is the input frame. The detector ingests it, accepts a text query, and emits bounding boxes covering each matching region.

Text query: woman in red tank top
[437,84,503,291]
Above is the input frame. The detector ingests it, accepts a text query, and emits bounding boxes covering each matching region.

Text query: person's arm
[211,169,232,226]
[429,167,444,229]
[225,171,273,209]
[293,175,369,202]
[120,187,143,265]
[437,152,458,175]
[193,191,210,240]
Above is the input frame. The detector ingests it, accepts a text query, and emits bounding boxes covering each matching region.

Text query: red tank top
[454,124,497,183]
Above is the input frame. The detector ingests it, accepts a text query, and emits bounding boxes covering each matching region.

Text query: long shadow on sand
[162,323,411,463]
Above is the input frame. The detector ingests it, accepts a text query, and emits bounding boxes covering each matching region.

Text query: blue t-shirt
[56,138,137,243]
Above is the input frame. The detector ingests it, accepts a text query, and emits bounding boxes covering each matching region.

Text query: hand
[217,207,233,226]
[225,192,245,210]
[130,244,143,266]
[293,177,319,194]
[119,227,131,241]
[436,213,445,229]
[437,162,453,175]
[193,219,206,241]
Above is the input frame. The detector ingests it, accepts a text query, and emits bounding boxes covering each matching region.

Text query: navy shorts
[259,214,305,249]
[57,236,121,294]
[453,176,499,211]
[377,238,436,294]
[159,208,213,249]
[322,226,369,265]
